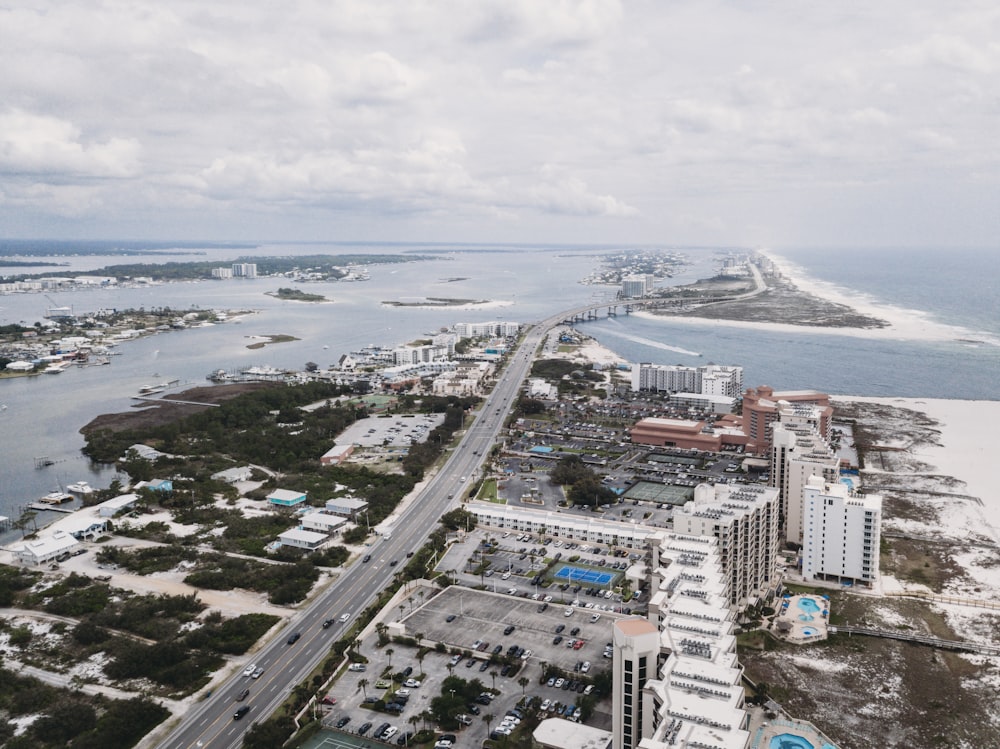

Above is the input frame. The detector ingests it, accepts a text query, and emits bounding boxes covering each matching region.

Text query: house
[268,489,307,507]
[300,512,347,534]
[136,478,173,492]
[97,493,140,518]
[325,497,369,519]
[277,528,327,550]
[321,444,354,466]
[12,531,80,566]
[211,466,254,483]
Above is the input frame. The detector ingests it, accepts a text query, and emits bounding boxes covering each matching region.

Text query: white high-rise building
[802,476,881,587]
[621,274,650,298]
[672,483,780,608]
[211,267,233,279]
[613,618,660,749]
[452,321,520,338]
[631,363,743,398]
[232,262,258,278]
[770,422,840,545]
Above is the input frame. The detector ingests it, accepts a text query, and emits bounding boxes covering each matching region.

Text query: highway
[159,310,578,748]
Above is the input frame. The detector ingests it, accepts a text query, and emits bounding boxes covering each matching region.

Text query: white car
[520,649,532,660]
[540,699,551,711]
[396,688,411,696]
[581,661,591,673]
[339,613,351,622]
[554,678,565,688]
[590,613,601,623]
[501,571,511,580]
[403,679,421,688]
[543,595,553,603]
[243,663,257,677]
[348,663,366,672]
[584,684,595,695]
[383,726,398,740]
[564,607,575,617]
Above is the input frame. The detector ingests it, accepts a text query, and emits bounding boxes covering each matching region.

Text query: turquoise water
[554,565,614,585]
[770,735,814,749]
[798,598,821,614]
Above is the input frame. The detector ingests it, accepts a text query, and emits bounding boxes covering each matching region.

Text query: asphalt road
[158,306,601,749]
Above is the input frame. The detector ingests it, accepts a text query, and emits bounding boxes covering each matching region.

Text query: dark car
[363,554,371,563]
[467,704,481,715]
[492,645,503,655]
[402,666,413,677]
[385,702,403,713]
[553,635,563,645]
[479,660,490,672]
[446,614,457,622]
[374,722,391,739]
[555,624,565,634]
[465,658,476,668]
[397,732,414,746]
[233,705,250,720]
[500,664,513,676]
[286,632,301,645]
[504,625,515,635]
[235,688,250,702]
[570,627,580,636]
[406,551,414,557]
[389,560,398,567]
[336,716,351,728]
[322,619,334,629]
[358,721,373,735]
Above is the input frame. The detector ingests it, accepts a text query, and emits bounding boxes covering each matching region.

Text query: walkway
[830,625,1000,656]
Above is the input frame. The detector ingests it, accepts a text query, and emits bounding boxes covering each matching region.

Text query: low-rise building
[324,497,369,519]
[12,531,80,566]
[267,489,308,507]
[211,466,254,483]
[276,528,327,550]
[300,512,346,535]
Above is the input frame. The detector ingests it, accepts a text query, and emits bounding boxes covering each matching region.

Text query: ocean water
[1,243,996,537]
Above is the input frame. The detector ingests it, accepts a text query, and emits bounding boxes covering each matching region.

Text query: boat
[39,490,74,504]
[66,481,95,495]
[43,361,73,374]
[138,384,167,395]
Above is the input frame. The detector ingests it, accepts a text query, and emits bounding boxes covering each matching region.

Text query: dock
[28,503,77,514]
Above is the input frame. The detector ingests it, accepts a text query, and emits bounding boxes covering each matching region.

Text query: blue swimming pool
[769,734,814,749]
[554,565,614,585]
[797,597,821,614]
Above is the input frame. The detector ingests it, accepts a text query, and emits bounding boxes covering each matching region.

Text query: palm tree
[351,638,362,654]
[417,649,426,673]
[407,714,420,742]
[518,676,529,696]
[399,603,406,621]
[490,670,498,691]
[386,647,394,670]
[483,712,495,736]
[357,678,369,699]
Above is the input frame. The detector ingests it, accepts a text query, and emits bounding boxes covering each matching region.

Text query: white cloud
[0,1,997,245]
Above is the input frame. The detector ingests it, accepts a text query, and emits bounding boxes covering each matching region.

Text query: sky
[1,1,998,248]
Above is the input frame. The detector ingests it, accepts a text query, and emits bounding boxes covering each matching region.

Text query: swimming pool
[801,627,817,637]
[554,565,614,585]
[769,734,814,749]
[797,597,821,614]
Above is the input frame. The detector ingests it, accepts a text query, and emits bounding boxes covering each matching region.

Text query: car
[573,640,585,650]
[396,688,411,696]
[471,639,483,649]
[501,571,511,580]
[478,660,490,672]
[251,667,264,679]
[521,649,532,660]
[561,679,572,690]
[590,613,601,623]
[554,678,565,688]
[235,688,250,701]
[552,635,563,645]
[375,680,390,689]
[374,722,391,739]
[403,679,421,688]
[243,663,257,677]
[477,641,490,651]
[540,699,551,711]
[581,660,591,673]
[507,587,518,595]
[321,695,337,705]
[348,663,366,672]
[570,627,580,636]
[339,613,351,623]
[389,560,398,567]
[323,619,335,629]
[500,664,513,676]
[467,704,481,715]
[358,721,373,735]
[465,657,476,668]
[363,696,378,704]
[564,607,574,617]
[336,716,351,728]
[363,554,371,563]
[565,639,576,648]
[457,714,473,726]
[584,684,595,695]
[233,705,250,720]
[383,726,399,739]
[287,632,301,645]
[555,624,565,634]
[402,666,413,678]
[504,625,516,635]
[576,682,586,693]
[446,614,457,623]
[397,732,414,745]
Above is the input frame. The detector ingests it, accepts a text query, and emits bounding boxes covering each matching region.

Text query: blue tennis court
[554,565,614,585]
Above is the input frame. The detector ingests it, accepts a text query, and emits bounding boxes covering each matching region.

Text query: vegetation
[549,455,617,507]
[271,288,327,302]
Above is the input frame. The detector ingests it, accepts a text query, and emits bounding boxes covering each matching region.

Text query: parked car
[335,716,351,728]
[348,663,366,672]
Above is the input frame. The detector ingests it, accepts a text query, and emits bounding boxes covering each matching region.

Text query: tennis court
[623,480,691,506]
[554,565,614,585]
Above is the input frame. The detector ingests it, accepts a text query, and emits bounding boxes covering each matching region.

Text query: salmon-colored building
[742,386,831,454]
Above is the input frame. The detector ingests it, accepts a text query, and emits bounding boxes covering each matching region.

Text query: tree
[483,712,495,736]
[518,676,529,696]
[386,647,394,670]
[490,670,498,691]
[357,678,369,699]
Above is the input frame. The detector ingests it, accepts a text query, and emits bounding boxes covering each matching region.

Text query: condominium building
[613,618,660,749]
[631,363,743,399]
[621,274,650,298]
[741,386,831,454]
[630,533,750,749]
[771,423,840,545]
[232,262,258,278]
[452,321,521,338]
[211,267,233,279]
[801,476,881,587]
[672,483,781,608]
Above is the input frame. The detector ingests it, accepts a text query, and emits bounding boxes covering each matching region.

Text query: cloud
[0,109,141,179]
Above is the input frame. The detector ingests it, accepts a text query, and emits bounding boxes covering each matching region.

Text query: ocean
[1,242,997,538]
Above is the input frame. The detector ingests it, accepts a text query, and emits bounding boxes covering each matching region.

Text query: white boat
[66,481,95,495]
[43,361,73,374]
[39,490,74,504]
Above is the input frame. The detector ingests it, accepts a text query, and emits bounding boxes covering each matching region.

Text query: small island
[245,334,299,349]
[382,297,489,307]
[268,287,328,302]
